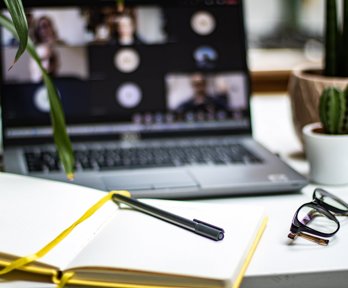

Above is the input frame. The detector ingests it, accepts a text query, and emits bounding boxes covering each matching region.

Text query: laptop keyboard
[24,142,262,173]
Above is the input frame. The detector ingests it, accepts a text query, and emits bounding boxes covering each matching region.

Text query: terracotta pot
[288,65,348,144]
[303,122,348,185]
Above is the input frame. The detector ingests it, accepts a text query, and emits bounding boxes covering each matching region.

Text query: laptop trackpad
[102,170,198,191]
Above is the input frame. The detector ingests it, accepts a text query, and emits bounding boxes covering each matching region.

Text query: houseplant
[0,0,75,179]
[303,86,348,185]
[288,0,348,142]
[0,0,124,179]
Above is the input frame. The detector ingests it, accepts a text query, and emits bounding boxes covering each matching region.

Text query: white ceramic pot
[303,122,348,185]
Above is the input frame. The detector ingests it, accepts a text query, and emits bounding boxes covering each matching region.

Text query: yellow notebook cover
[0,173,267,288]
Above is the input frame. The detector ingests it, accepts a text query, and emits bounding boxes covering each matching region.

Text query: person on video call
[113,11,142,45]
[176,74,228,114]
[29,16,61,82]
[29,44,60,82]
[34,16,62,45]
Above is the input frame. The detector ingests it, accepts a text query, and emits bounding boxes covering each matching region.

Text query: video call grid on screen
[1,0,250,140]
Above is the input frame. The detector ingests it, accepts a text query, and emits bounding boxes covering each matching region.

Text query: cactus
[319,87,348,134]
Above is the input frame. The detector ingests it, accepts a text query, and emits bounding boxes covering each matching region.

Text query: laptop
[0,0,307,199]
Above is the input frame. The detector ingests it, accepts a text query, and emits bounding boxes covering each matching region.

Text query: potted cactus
[303,86,348,185]
[288,0,348,142]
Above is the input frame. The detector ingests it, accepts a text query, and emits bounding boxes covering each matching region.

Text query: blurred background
[245,0,323,50]
[244,0,330,92]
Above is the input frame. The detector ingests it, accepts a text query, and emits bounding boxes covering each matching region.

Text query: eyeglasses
[288,188,348,246]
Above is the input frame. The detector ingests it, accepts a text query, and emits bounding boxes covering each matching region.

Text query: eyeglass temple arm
[288,232,329,246]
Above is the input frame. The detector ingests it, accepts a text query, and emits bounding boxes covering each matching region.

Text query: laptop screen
[1,0,250,144]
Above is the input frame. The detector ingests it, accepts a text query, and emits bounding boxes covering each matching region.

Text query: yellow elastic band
[0,190,130,277]
[54,271,75,288]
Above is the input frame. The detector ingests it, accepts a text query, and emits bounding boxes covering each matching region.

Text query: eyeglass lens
[297,205,339,234]
[314,189,348,212]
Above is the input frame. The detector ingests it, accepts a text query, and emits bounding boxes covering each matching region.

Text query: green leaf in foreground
[0,14,75,179]
[3,0,28,66]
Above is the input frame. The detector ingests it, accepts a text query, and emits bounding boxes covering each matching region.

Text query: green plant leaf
[324,0,339,76]
[3,0,28,66]
[342,0,348,76]
[0,14,75,179]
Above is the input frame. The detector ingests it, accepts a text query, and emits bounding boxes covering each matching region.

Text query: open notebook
[0,173,267,288]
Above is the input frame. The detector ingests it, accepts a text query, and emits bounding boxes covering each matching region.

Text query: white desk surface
[1,95,348,288]
[210,95,348,288]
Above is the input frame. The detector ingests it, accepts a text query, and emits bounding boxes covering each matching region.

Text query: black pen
[112,193,224,241]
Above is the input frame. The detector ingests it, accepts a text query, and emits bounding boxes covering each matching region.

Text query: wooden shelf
[248,48,320,93]
[251,70,290,93]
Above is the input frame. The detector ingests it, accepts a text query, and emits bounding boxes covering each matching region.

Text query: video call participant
[29,15,61,83]
[29,44,60,82]
[90,8,142,45]
[176,74,228,115]
[114,12,142,45]
[34,16,62,45]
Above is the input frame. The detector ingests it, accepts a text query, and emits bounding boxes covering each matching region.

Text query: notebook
[0,173,267,288]
[0,0,307,199]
